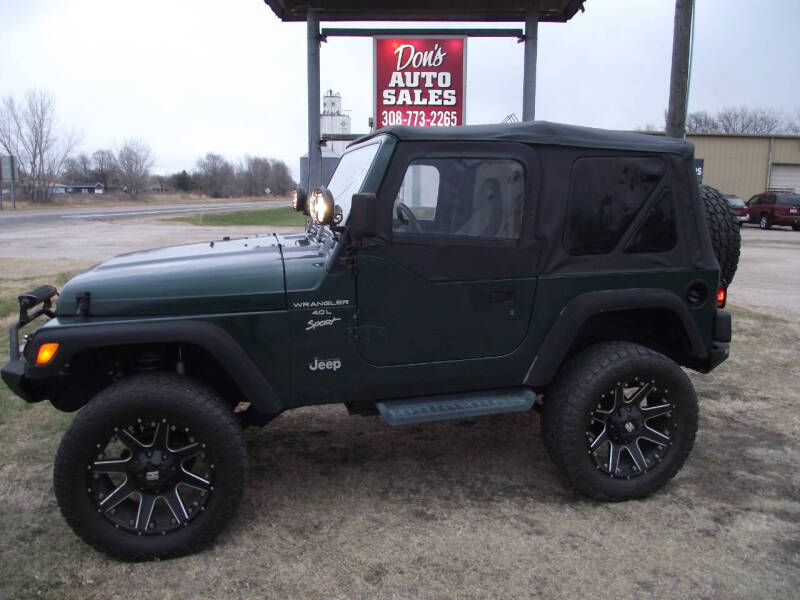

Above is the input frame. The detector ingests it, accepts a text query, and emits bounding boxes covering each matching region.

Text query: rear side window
[565,157,665,255]
[392,158,525,240]
[626,189,677,253]
[777,194,800,206]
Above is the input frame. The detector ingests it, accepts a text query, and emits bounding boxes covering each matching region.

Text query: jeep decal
[308,358,342,371]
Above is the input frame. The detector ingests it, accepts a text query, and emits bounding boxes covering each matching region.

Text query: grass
[0,256,798,598]
[169,206,305,228]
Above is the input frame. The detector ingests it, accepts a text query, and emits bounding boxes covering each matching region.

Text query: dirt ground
[0,218,798,599]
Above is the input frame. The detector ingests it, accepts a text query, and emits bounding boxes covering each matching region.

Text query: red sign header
[374,36,466,129]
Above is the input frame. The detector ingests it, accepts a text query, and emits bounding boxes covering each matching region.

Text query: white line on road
[60,203,274,219]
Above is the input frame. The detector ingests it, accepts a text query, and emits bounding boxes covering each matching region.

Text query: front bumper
[2,284,58,403]
[0,358,36,403]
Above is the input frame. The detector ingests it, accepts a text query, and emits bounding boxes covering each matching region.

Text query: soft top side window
[565,156,666,255]
[392,158,525,241]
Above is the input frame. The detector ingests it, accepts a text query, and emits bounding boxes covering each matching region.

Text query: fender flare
[523,288,708,388]
[24,320,282,416]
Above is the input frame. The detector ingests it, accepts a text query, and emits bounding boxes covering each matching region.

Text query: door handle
[490,290,514,303]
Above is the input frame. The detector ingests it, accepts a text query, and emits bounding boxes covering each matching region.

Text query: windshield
[327,142,381,223]
[778,194,800,206]
[727,197,745,208]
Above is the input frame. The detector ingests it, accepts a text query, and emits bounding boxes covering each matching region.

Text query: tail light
[717,285,727,308]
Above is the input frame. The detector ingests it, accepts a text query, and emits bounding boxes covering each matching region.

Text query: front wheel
[760,214,771,230]
[541,342,698,501]
[54,373,247,561]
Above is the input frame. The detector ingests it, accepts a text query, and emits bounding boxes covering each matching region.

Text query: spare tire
[700,184,740,285]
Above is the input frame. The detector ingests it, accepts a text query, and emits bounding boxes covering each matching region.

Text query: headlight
[310,187,335,226]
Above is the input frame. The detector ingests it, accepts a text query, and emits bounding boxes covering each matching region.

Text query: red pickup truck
[746,192,800,230]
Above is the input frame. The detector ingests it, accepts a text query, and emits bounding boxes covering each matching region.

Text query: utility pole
[665,0,694,138]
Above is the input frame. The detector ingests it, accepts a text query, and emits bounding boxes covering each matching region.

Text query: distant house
[64,183,104,194]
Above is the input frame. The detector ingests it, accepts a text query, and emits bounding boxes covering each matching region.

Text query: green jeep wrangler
[2,122,739,561]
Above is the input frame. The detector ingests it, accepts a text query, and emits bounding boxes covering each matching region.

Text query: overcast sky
[2,0,798,178]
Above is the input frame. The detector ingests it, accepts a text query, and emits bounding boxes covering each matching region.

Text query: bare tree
[117,139,153,196]
[92,149,118,190]
[0,89,79,201]
[786,108,800,135]
[716,106,783,135]
[63,152,93,183]
[269,159,294,195]
[196,153,235,198]
[237,156,273,196]
[685,110,720,133]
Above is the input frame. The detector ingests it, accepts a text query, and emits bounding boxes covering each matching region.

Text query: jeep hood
[58,235,286,316]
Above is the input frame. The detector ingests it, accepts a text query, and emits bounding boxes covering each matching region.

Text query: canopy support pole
[522,7,539,121]
[307,9,322,192]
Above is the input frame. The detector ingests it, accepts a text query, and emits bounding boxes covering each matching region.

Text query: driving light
[310,187,335,226]
[291,187,308,213]
[35,342,59,365]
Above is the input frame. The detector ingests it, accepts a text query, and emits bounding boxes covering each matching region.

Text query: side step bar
[376,388,535,426]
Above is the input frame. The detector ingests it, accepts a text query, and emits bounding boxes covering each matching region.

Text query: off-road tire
[541,342,698,501]
[54,373,247,561]
[700,184,740,284]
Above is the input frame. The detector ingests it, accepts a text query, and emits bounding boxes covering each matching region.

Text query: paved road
[728,225,800,319]
[0,200,284,230]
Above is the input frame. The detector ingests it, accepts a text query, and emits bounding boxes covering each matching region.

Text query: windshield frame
[325,139,383,226]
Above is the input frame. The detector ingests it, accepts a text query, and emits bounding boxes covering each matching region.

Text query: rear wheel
[541,342,698,501]
[54,373,247,561]
[792,223,799,231]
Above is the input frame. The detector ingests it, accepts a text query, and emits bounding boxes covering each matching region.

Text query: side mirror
[349,193,377,240]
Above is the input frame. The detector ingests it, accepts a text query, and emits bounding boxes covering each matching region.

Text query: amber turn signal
[35,342,59,365]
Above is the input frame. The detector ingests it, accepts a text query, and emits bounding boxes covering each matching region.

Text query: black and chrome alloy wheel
[586,378,676,479]
[55,373,247,561]
[541,342,698,501]
[88,418,214,536]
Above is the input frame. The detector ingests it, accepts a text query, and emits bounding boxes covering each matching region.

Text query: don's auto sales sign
[374,36,466,128]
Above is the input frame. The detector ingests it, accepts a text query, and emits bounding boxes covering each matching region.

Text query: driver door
[355,142,540,367]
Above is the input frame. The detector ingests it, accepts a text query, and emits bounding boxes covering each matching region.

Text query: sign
[374,36,466,129]
[0,155,16,182]
[694,158,704,183]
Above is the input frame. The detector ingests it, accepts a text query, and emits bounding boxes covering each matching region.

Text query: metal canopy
[262,1,585,23]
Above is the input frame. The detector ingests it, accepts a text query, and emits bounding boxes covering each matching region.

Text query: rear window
[625,189,677,253]
[727,197,745,208]
[565,157,665,255]
[777,194,800,206]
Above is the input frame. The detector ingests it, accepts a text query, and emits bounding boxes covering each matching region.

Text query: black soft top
[354,121,694,158]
